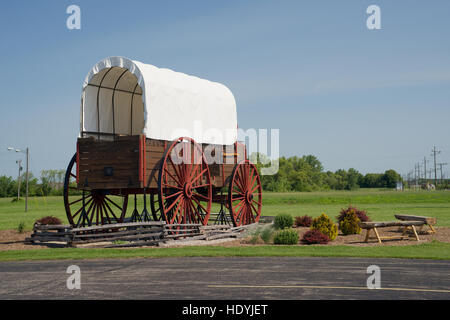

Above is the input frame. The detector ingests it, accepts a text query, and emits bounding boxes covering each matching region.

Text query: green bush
[311,213,338,241]
[339,211,361,235]
[273,228,299,245]
[274,214,294,230]
[260,227,274,243]
[248,225,275,244]
[17,221,25,234]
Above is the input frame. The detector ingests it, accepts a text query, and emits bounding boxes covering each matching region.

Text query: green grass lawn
[1,241,450,261]
[262,189,450,226]
[1,189,449,231]
[1,189,449,262]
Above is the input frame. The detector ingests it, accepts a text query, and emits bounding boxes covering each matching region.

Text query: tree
[0,176,16,197]
[381,170,402,188]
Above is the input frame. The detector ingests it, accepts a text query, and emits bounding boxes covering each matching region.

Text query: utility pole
[431,146,441,187]
[7,146,29,212]
[25,147,29,212]
[438,163,448,185]
[428,169,433,180]
[414,164,417,189]
[16,160,22,200]
[417,163,422,186]
[423,157,428,180]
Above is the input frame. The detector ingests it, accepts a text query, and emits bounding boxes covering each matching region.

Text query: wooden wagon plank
[72,221,165,232]
[71,232,163,244]
[34,224,72,231]
[73,228,164,239]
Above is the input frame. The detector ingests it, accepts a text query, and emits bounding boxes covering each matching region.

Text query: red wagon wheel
[228,160,262,226]
[157,137,212,226]
[63,153,128,227]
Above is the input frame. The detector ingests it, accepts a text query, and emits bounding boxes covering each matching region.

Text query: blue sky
[0,0,449,179]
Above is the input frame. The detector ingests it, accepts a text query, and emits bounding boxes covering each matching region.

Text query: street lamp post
[16,159,22,200]
[7,146,29,212]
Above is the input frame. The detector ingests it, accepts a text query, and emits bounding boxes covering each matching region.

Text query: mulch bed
[236,226,450,247]
[298,226,450,247]
[0,230,42,251]
[1,226,450,250]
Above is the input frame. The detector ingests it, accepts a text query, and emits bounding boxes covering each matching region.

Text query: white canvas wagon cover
[81,56,237,145]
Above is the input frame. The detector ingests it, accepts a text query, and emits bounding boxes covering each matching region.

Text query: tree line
[252,154,402,192]
[0,155,404,197]
[0,170,65,198]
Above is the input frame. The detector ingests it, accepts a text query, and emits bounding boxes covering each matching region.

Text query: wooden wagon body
[64,57,262,228]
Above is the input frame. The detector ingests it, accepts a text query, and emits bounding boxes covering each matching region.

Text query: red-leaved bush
[295,215,312,227]
[336,206,370,224]
[301,229,330,245]
[35,216,62,225]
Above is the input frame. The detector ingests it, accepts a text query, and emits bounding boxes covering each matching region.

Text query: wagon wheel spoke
[168,159,184,185]
[171,198,184,224]
[104,196,124,211]
[228,160,262,227]
[163,190,183,200]
[68,195,91,206]
[191,168,207,185]
[158,137,212,227]
[162,183,183,190]
[192,192,210,201]
[72,197,94,219]
[164,169,183,187]
[188,201,200,224]
[191,196,209,214]
[103,199,119,222]
[101,202,112,224]
[86,201,95,226]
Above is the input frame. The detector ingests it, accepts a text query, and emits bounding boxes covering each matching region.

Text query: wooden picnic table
[359,221,424,244]
[394,214,437,234]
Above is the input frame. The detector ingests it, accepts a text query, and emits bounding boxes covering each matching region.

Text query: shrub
[339,210,362,235]
[301,229,330,244]
[273,228,299,245]
[17,221,26,233]
[311,213,338,241]
[260,227,274,244]
[245,235,265,245]
[35,216,62,225]
[274,214,294,230]
[337,206,370,224]
[295,215,312,227]
[249,225,274,244]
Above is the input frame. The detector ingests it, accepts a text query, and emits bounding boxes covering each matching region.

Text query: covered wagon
[63,57,262,228]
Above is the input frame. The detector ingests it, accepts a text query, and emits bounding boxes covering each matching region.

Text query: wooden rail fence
[26,221,256,248]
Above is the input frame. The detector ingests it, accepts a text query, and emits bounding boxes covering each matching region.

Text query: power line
[431,146,441,187]
[423,157,429,180]
[438,163,448,184]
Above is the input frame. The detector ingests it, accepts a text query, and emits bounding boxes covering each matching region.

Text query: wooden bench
[394,214,437,234]
[359,221,424,244]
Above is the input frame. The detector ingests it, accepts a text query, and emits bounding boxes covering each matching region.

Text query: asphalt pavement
[0,257,449,299]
